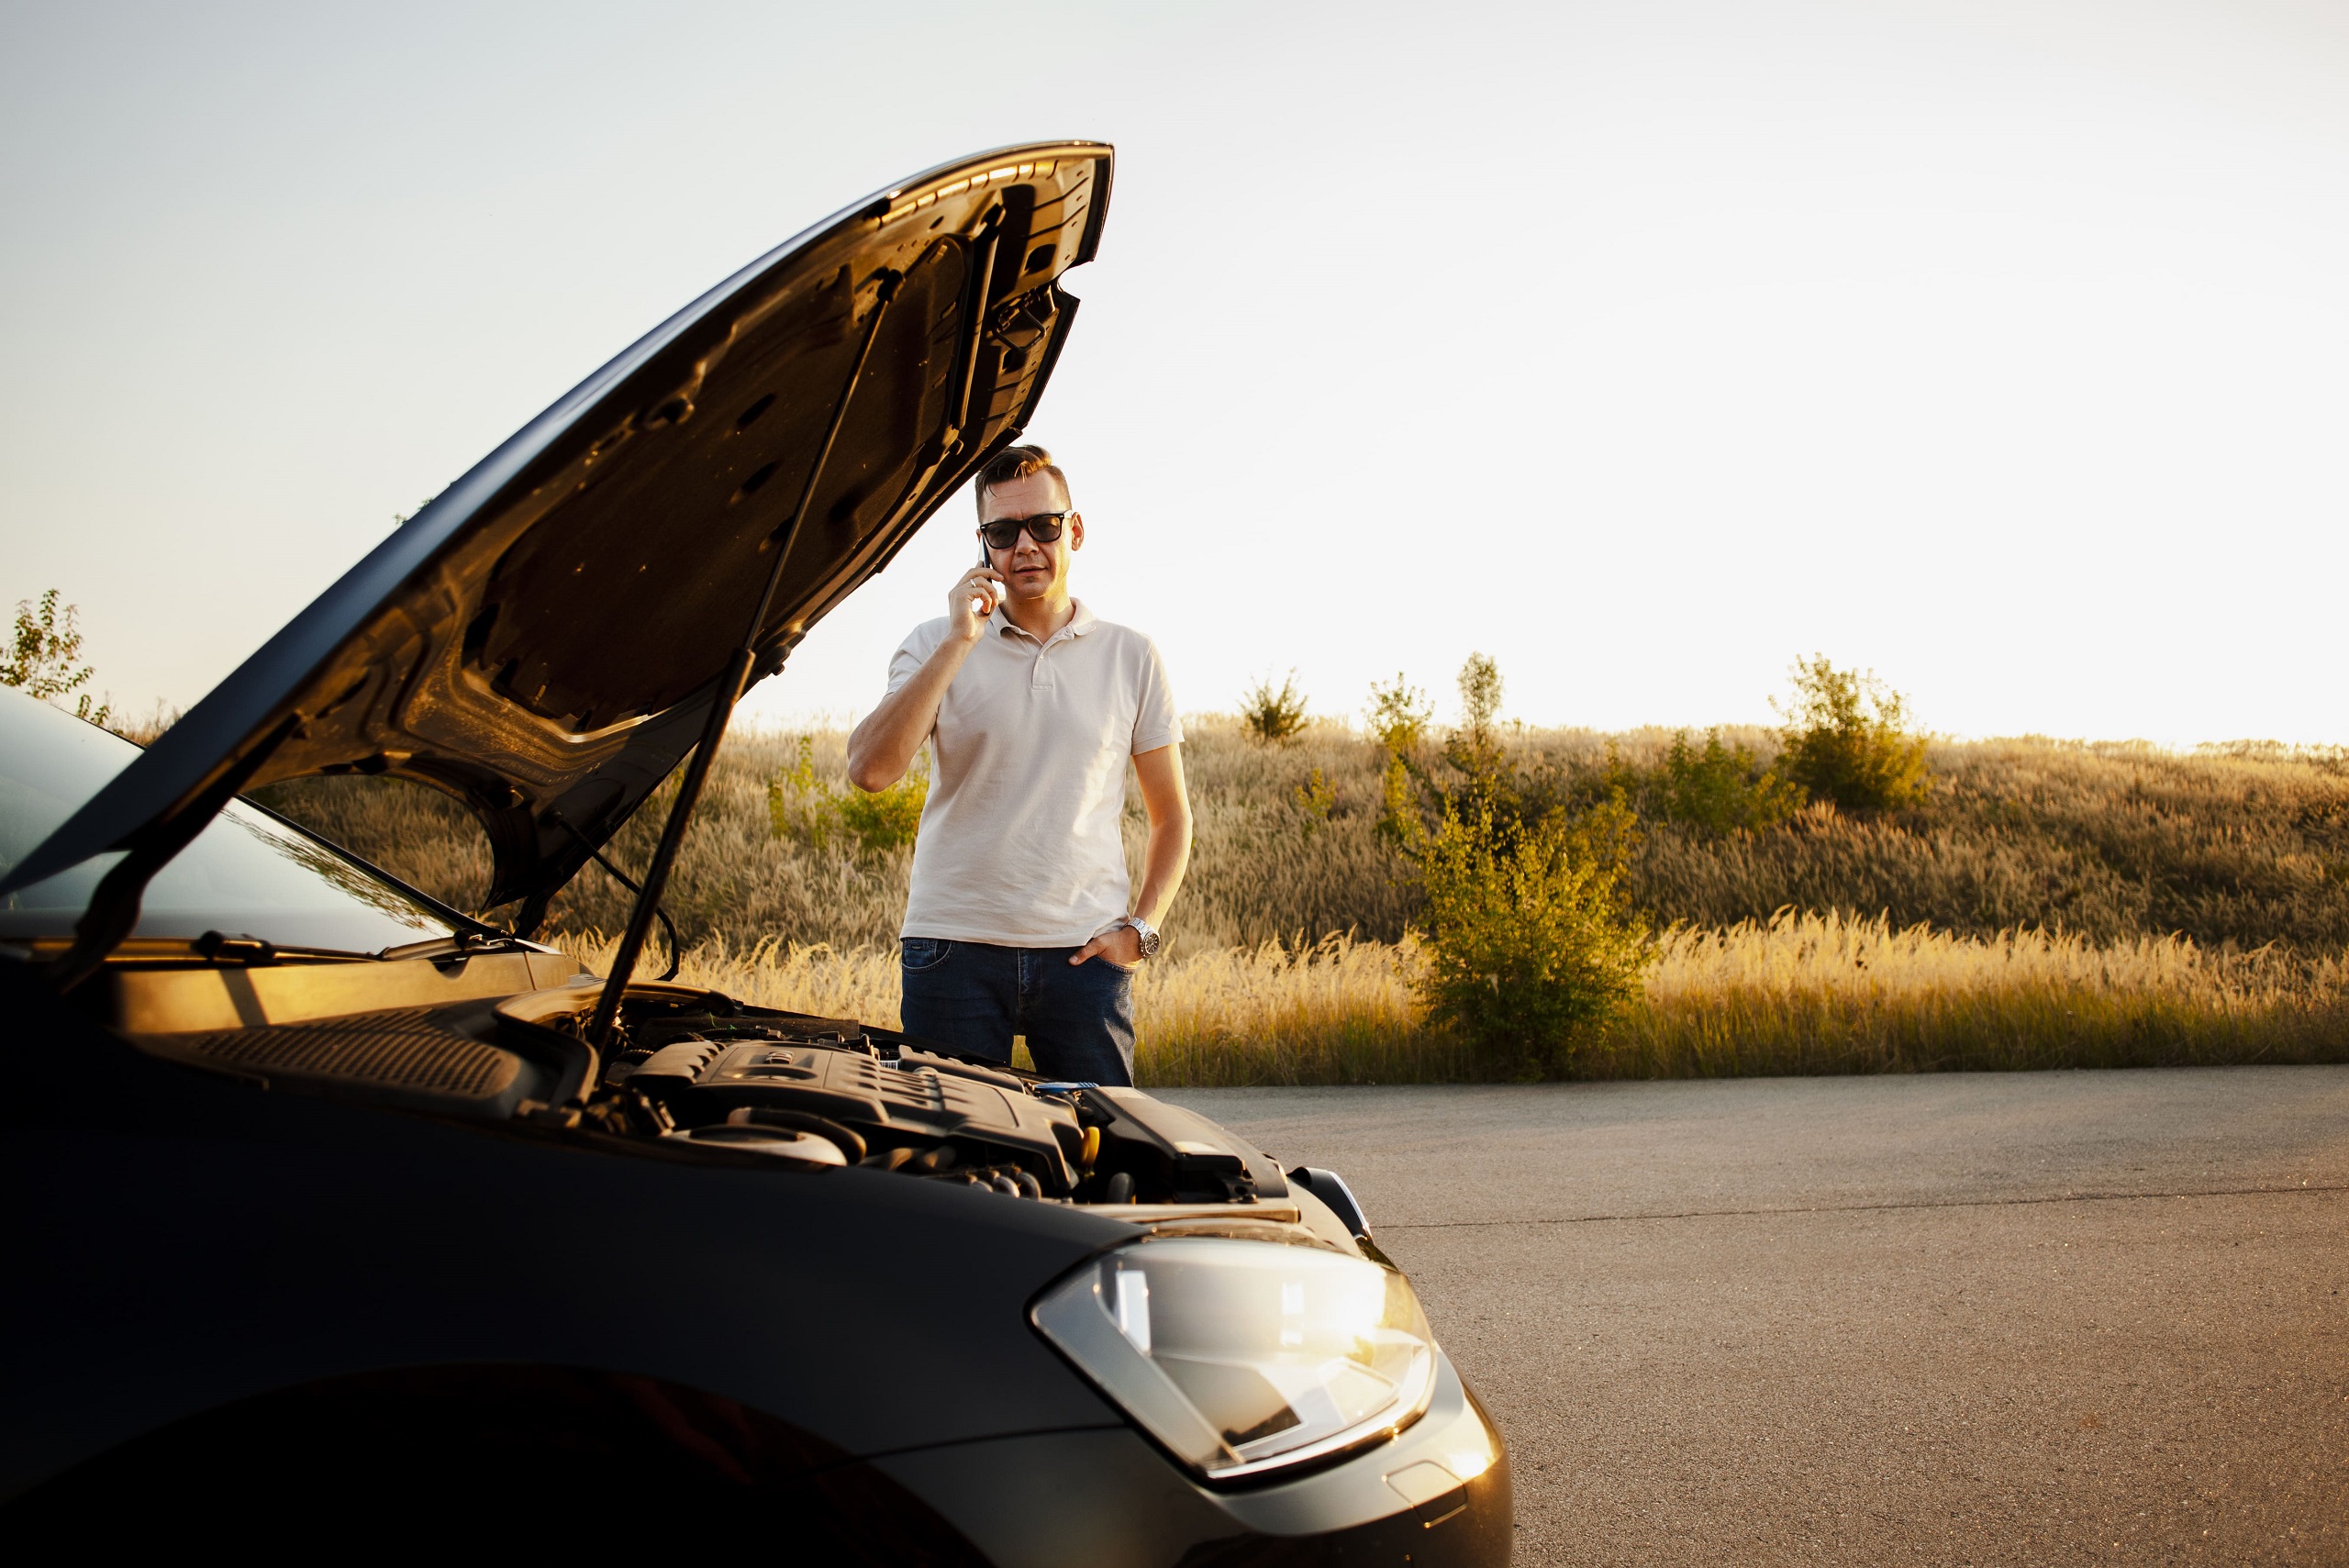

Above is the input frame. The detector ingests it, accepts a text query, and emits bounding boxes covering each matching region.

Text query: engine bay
[547,988,1293,1207]
[113,957,1296,1212]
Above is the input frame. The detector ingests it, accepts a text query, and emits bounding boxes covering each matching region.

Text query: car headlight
[1030,1237,1439,1482]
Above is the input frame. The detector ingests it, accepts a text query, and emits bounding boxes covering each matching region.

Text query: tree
[4,589,107,727]
[1427,651,1510,823]
[1456,651,1503,743]
[1774,655,1930,812]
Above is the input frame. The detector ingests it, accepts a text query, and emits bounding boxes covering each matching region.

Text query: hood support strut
[584,270,901,1051]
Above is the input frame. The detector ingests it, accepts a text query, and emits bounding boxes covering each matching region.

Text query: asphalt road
[1163,1070,2349,1567]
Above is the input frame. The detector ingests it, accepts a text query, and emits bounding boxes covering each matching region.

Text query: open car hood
[4,144,1111,926]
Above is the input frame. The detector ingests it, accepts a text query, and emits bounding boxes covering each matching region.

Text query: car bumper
[874,1351,1510,1567]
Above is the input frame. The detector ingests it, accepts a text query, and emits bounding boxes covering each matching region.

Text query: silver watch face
[1130,918,1162,958]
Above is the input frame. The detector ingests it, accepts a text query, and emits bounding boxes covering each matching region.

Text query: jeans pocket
[900,937,953,973]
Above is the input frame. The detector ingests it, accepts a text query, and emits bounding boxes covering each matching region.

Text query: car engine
[512,987,1293,1207]
[112,957,1300,1213]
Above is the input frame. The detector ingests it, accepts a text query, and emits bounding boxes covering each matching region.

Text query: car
[0,142,1511,1562]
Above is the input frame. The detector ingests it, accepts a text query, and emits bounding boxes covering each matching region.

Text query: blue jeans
[897,938,1136,1086]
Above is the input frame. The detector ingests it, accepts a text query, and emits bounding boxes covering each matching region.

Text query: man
[846,444,1190,1085]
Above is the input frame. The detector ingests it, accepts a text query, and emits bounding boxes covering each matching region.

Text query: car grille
[183,1008,518,1099]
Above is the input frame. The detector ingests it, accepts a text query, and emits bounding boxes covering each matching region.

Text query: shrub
[1365,673,1432,757]
[1291,765,1337,832]
[1377,654,1653,1071]
[768,736,927,856]
[1775,655,1931,812]
[766,737,835,849]
[1412,794,1651,1073]
[5,589,106,727]
[1384,654,1541,851]
[1241,671,1310,745]
[1657,728,1805,834]
[837,763,928,854]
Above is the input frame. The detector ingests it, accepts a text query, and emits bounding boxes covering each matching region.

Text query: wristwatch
[1123,916,1162,960]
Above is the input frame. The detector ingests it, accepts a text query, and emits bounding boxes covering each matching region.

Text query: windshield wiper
[185,930,375,964]
[49,713,304,992]
[378,931,533,963]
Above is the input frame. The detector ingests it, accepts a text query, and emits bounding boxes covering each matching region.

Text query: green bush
[1657,728,1805,834]
[1412,794,1651,1073]
[1290,764,1337,832]
[1379,654,1653,1072]
[1364,673,1431,757]
[837,765,928,853]
[1241,671,1310,745]
[1776,655,1931,812]
[766,737,832,848]
[768,736,927,855]
[1382,653,1536,849]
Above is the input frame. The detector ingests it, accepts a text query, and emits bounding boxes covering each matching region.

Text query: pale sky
[4,0,2344,746]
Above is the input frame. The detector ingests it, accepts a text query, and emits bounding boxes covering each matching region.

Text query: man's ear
[1067,513,1085,550]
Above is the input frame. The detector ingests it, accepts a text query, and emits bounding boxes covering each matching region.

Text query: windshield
[0,689,456,951]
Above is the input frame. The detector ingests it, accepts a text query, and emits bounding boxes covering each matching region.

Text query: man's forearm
[1130,819,1190,928]
[846,639,974,791]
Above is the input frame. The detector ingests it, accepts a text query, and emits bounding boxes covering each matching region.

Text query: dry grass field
[256,717,2349,1084]
[561,913,2349,1087]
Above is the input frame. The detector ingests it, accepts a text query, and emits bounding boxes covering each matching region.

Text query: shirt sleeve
[1131,635,1183,755]
[885,620,938,698]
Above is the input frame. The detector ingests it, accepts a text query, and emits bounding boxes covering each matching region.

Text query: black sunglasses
[979,511,1071,550]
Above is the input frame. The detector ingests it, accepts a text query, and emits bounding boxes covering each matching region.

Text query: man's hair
[974,443,1072,517]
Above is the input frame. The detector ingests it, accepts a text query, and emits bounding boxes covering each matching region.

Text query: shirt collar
[993,598,1096,644]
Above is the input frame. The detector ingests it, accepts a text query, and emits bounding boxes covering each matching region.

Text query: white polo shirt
[886,599,1181,947]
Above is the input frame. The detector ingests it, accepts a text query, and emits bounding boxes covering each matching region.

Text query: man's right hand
[849,566,997,792]
[949,566,1005,643]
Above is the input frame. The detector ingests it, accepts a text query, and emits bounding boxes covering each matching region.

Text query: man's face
[977,470,1083,604]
